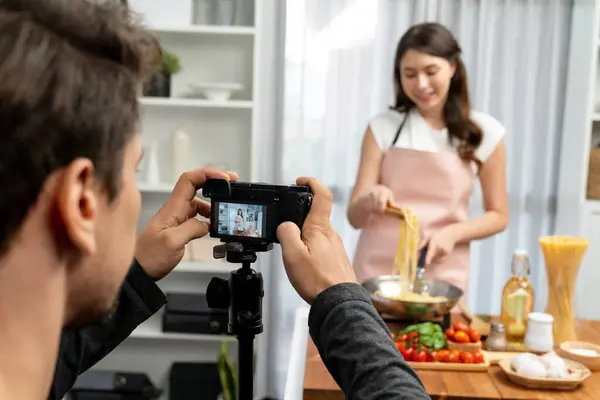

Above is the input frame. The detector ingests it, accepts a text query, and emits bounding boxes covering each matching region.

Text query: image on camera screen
[216,202,267,238]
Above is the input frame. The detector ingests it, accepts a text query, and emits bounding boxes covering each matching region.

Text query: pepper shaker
[485,322,507,351]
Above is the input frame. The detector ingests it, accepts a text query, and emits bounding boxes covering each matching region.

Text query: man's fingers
[187,197,211,219]
[161,168,237,218]
[173,167,236,201]
[171,218,210,247]
[295,177,332,226]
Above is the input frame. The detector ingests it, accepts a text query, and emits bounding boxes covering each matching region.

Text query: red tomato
[447,351,459,363]
[435,350,449,362]
[427,351,437,362]
[399,334,408,342]
[413,349,428,363]
[459,352,474,364]
[472,352,484,364]
[395,341,407,352]
[469,330,481,343]
[453,331,470,343]
[452,321,470,333]
[445,328,456,341]
[401,347,414,362]
[407,331,419,342]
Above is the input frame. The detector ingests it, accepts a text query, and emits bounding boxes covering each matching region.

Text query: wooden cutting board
[407,351,516,372]
[484,351,519,365]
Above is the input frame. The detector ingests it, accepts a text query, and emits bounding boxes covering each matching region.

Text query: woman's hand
[358,185,397,215]
[420,225,460,265]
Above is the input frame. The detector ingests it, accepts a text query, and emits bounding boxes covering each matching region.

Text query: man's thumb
[277,222,305,258]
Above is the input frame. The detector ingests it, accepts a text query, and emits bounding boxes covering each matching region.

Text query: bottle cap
[511,249,530,275]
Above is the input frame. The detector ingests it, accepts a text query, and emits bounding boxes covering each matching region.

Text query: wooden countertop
[303,317,600,399]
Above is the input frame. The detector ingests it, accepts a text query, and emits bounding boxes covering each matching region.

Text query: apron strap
[390,110,409,148]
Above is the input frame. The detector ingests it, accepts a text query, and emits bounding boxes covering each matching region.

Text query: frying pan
[361,241,464,320]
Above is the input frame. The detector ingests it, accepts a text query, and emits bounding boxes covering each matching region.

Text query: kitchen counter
[303,315,600,399]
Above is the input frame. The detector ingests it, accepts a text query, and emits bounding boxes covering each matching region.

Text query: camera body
[202,179,313,244]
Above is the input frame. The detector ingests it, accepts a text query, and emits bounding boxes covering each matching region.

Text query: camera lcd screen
[216,202,267,239]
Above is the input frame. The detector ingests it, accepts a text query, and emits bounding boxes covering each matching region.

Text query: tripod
[206,241,273,400]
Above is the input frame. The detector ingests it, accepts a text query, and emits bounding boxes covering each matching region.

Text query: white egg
[511,353,538,371]
[539,351,566,370]
[546,365,569,379]
[516,359,547,379]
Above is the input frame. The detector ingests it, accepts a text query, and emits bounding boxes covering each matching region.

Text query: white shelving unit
[140,97,253,109]
[556,0,600,320]
[87,0,276,395]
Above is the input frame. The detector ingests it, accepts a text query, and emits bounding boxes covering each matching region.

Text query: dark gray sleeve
[49,260,167,400]
[308,283,431,400]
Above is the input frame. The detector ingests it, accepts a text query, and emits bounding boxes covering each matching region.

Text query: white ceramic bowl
[559,341,600,371]
[190,82,243,102]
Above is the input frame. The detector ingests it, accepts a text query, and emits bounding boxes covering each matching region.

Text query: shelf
[174,261,234,274]
[140,97,253,109]
[130,327,236,342]
[137,182,174,193]
[149,25,255,36]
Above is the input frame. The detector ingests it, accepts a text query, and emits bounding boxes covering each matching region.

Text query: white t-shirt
[369,108,505,167]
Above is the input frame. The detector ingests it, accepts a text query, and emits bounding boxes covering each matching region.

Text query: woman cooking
[348,22,508,303]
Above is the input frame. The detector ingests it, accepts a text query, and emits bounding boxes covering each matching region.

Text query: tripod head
[212,240,274,264]
[206,240,272,336]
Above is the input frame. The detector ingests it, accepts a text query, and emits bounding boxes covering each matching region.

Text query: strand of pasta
[393,208,420,294]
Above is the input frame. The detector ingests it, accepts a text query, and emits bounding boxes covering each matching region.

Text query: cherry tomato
[447,351,459,363]
[413,349,428,363]
[435,349,449,362]
[427,351,437,362]
[472,352,484,364]
[401,347,414,362]
[453,321,470,333]
[407,331,419,342]
[453,331,470,343]
[460,352,474,364]
[395,341,407,352]
[399,334,408,342]
[469,330,481,343]
[445,328,456,341]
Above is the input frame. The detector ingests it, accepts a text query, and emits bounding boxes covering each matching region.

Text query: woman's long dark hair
[392,22,483,169]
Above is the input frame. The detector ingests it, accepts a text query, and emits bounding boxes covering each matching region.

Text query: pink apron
[353,133,476,304]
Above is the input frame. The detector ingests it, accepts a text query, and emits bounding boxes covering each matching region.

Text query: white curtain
[265,0,572,397]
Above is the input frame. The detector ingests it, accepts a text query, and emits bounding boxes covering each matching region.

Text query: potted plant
[217,340,256,400]
[143,49,181,98]
[217,341,237,400]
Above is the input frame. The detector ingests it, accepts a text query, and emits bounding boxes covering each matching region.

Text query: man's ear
[56,158,98,255]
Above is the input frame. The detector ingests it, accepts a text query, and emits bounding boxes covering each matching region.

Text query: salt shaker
[524,312,554,353]
[485,322,507,351]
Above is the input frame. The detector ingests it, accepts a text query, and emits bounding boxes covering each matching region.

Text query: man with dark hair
[0,1,430,399]
[0,0,187,397]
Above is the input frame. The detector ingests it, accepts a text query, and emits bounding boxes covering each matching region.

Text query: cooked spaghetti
[376,207,448,303]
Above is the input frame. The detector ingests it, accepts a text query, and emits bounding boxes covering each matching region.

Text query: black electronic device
[202,179,312,244]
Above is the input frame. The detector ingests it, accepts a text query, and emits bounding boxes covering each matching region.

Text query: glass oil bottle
[500,250,535,351]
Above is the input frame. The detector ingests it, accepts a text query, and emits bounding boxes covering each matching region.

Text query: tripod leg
[237,335,254,400]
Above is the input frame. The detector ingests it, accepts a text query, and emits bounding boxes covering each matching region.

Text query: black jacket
[49,260,166,400]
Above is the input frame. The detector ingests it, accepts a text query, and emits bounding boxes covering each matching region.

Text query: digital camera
[202,179,313,244]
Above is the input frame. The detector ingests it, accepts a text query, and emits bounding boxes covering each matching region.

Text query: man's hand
[136,168,238,281]
[276,177,357,304]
